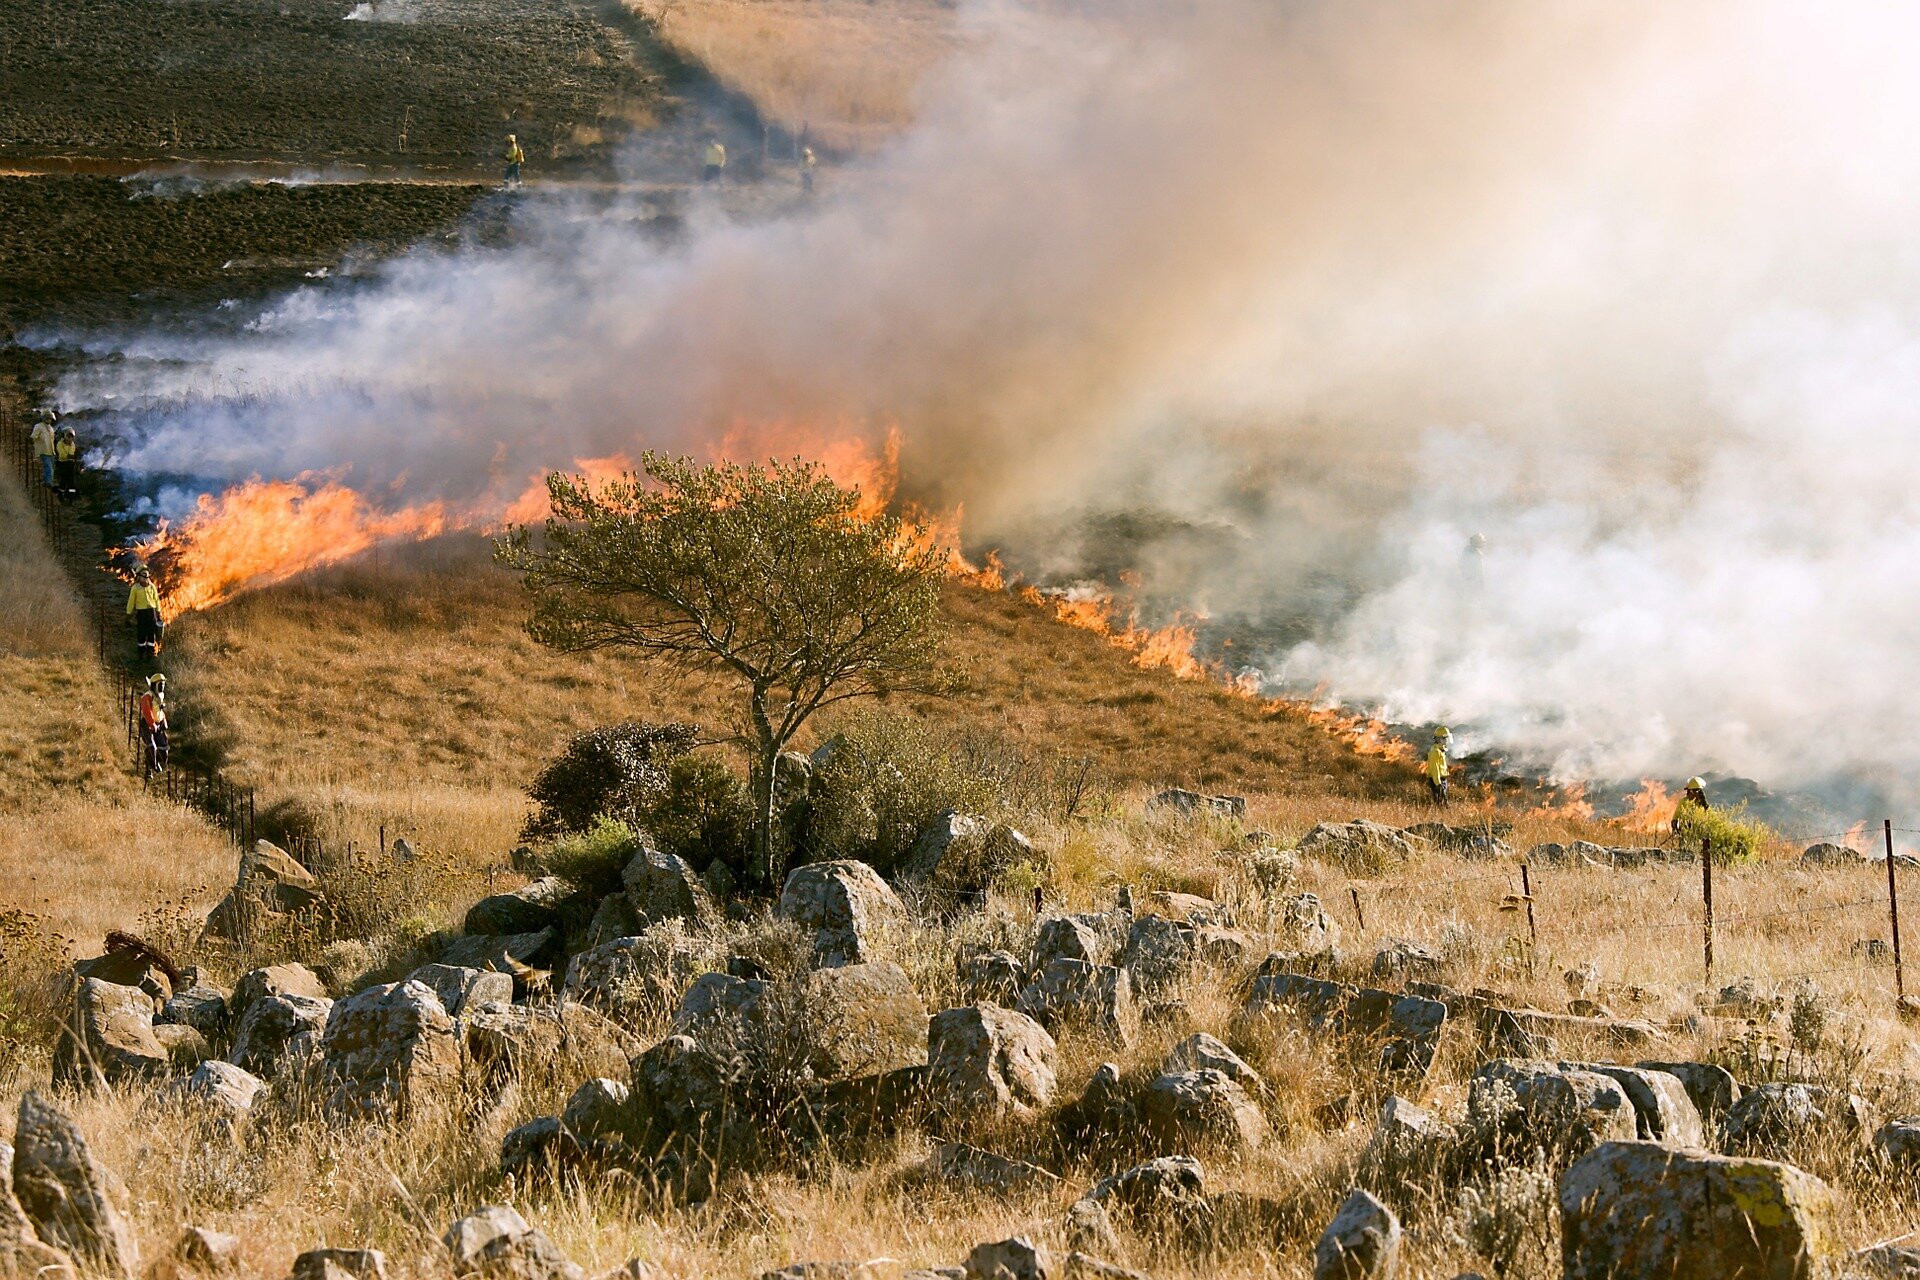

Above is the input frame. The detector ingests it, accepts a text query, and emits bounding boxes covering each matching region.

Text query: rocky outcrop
[160,984,231,1041]
[53,977,170,1086]
[1015,960,1135,1045]
[168,1060,267,1125]
[230,964,328,1019]
[957,951,1027,1006]
[1565,1064,1705,1147]
[445,1206,532,1275]
[798,962,929,1082]
[778,860,906,968]
[405,964,514,1018]
[1467,1060,1637,1160]
[462,1001,638,1091]
[1635,1059,1741,1119]
[228,992,332,1078]
[624,847,716,928]
[1559,1141,1835,1279]
[11,1091,136,1280]
[1313,1188,1401,1280]
[1162,1032,1262,1092]
[1243,972,1445,1077]
[1140,1069,1267,1155]
[562,931,702,1018]
[926,1004,1057,1123]
[464,877,576,936]
[318,979,461,1115]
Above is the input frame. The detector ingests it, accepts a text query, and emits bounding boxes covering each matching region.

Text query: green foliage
[637,753,754,871]
[803,713,1001,872]
[543,815,645,897]
[0,908,66,1085]
[522,720,697,839]
[498,453,954,889]
[1674,800,1770,865]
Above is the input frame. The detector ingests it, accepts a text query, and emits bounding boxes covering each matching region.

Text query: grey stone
[1061,1256,1147,1280]
[927,1004,1057,1122]
[671,972,767,1041]
[799,961,929,1081]
[1479,1005,1661,1057]
[561,1078,630,1142]
[444,1205,531,1275]
[173,1225,241,1273]
[561,930,702,1017]
[1297,821,1420,870]
[169,1060,267,1123]
[1313,1188,1401,1280]
[930,1143,1061,1194]
[0,1138,76,1280]
[317,980,461,1116]
[464,877,575,936]
[1635,1060,1742,1119]
[1034,916,1111,968]
[957,950,1027,1006]
[1365,1094,1456,1170]
[778,860,906,968]
[1273,893,1340,953]
[462,1001,638,1091]
[1564,1064,1705,1147]
[1559,1140,1835,1280]
[1063,1199,1120,1257]
[228,992,332,1078]
[1118,915,1196,995]
[1468,1060,1637,1158]
[160,986,231,1040]
[1015,959,1135,1044]
[964,1237,1050,1280]
[1371,939,1443,983]
[582,894,641,950]
[1243,973,1446,1077]
[1802,842,1865,866]
[1053,1063,1130,1149]
[473,1228,586,1280]
[230,963,328,1019]
[405,964,513,1017]
[72,945,173,1005]
[205,841,324,937]
[1163,1032,1262,1092]
[53,977,170,1086]
[1874,1117,1920,1165]
[290,1249,386,1280]
[1722,1083,1876,1158]
[901,810,990,882]
[1141,1068,1267,1154]
[11,1091,135,1279]
[436,928,559,992]
[624,847,715,928]
[1146,788,1245,818]
[1087,1155,1209,1225]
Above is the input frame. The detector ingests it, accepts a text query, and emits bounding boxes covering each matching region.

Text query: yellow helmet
[1434,726,1452,740]
[146,674,166,690]
[1686,776,1705,790]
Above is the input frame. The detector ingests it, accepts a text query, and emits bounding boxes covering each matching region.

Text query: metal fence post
[1888,819,1905,1001]
[1701,836,1714,986]
[1520,862,1539,948]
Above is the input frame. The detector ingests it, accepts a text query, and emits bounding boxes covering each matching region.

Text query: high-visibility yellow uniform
[506,140,525,164]
[1424,745,1449,784]
[705,142,727,168]
[127,582,160,614]
[54,436,77,462]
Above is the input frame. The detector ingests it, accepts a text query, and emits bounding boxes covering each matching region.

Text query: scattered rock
[1467,1059,1637,1159]
[1243,973,1446,1077]
[1559,1141,1836,1279]
[1163,1032,1262,1092]
[931,1143,1061,1195]
[1405,822,1510,858]
[1635,1059,1742,1119]
[205,841,325,937]
[1371,939,1443,983]
[1118,915,1196,995]
[800,961,930,1082]
[436,929,560,995]
[671,972,768,1041]
[53,976,170,1086]
[462,1001,637,1091]
[444,1205,532,1275]
[173,1226,240,1273]
[11,1090,136,1280]
[926,1004,1057,1122]
[406,964,514,1018]
[230,964,329,1020]
[1015,960,1135,1044]
[1140,1069,1267,1154]
[1365,1094,1456,1171]
[957,951,1028,1005]
[561,1078,631,1142]
[168,1060,267,1124]
[159,985,231,1041]
[1086,1155,1210,1230]
[778,860,906,968]
[1297,821,1420,871]
[1874,1117,1920,1166]
[625,847,716,928]
[1054,1063,1131,1150]
[1061,1255,1147,1280]
[0,1138,76,1280]
[1063,1199,1121,1257]
[1722,1083,1876,1158]
[1565,1064,1706,1147]
[317,980,461,1116]
[1479,1006,1661,1057]
[582,894,642,950]
[1313,1188,1401,1280]
[900,810,990,882]
[473,1227,586,1280]
[290,1248,387,1280]
[72,936,176,1005]
[1034,916,1113,969]
[1147,789,1245,818]
[965,1237,1051,1280]
[228,992,332,1078]
[1802,843,1864,867]
[1272,894,1340,954]
[465,877,576,936]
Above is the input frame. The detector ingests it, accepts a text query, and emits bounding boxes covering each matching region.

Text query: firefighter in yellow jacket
[127,565,164,658]
[504,134,524,188]
[1424,726,1451,807]
[703,139,726,182]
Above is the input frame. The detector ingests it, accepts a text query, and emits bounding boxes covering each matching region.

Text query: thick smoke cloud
[50,0,1920,802]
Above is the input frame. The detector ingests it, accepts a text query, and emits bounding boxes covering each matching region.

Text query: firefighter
[801,145,817,194]
[1671,776,1709,835]
[703,139,727,182]
[138,674,169,777]
[504,134,524,189]
[1425,726,1451,806]
[52,425,80,502]
[127,565,164,658]
[30,412,56,489]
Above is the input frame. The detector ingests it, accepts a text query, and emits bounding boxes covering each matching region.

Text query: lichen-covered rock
[1242,973,1446,1078]
[1559,1141,1836,1279]
[1722,1083,1876,1159]
[561,1078,631,1142]
[926,1004,1057,1122]
[1141,1069,1267,1154]
[290,1248,386,1280]
[964,1237,1051,1280]
[1365,1094,1456,1172]
[1273,894,1340,954]
[444,1206,531,1276]
[228,992,332,1078]
[1087,1156,1210,1232]
[1034,916,1112,969]
[230,964,328,1020]
[624,847,715,928]
[777,861,905,968]
[1313,1188,1400,1280]
[472,1227,586,1280]
[957,951,1028,1006]
[160,985,231,1041]
[0,1139,75,1280]
[1118,915,1196,995]
[1162,1032,1262,1092]
[1874,1117,1920,1166]
[205,841,324,937]
[901,810,990,882]
[11,1091,135,1280]
[931,1143,1061,1194]
[1566,1064,1706,1147]
[1015,960,1135,1045]
[799,961,929,1081]
[1054,1063,1131,1150]
[464,877,576,936]
[671,972,768,1042]
[1468,1060,1637,1159]
[1297,821,1419,872]
[53,977,170,1087]
[318,980,461,1116]
[462,1001,638,1090]
[626,1034,737,1150]
[168,1060,267,1124]
[405,964,514,1018]
[1371,939,1443,983]
[561,931,703,1018]
[1635,1059,1742,1119]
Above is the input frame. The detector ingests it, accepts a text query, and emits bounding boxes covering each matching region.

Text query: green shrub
[637,753,753,872]
[1674,800,1770,865]
[803,713,1001,872]
[522,721,698,839]
[543,815,644,897]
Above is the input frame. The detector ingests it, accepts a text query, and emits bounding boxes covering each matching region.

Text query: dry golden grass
[630,0,958,151]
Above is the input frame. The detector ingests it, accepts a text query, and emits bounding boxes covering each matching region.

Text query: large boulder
[1364,1094,1457,1173]
[1243,972,1445,1078]
[963,1238,1050,1280]
[1297,821,1420,872]
[435,929,561,996]
[957,951,1028,1006]
[1635,1059,1742,1120]
[1468,1060,1637,1161]
[1313,1188,1401,1280]
[1722,1083,1876,1159]
[405,964,514,1018]
[1085,1156,1210,1231]
[626,1033,739,1152]
[562,930,703,1018]
[1117,915,1196,995]
[472,1228,586,1280]
[464,877,576,936]
[53,977,170,1087]
[72,937,176,1006]
[1034,916,1114,969]
[159,984,231,1041]
[444,1206,531,1276]
[671,972,768,1042]
[318,980,462,1116]
[462,1001,638,1091]
[228,992,332,1078]
[1140,1069,1267,1155]
[167,1060,267,1126]
[1566,1064,1706,1147]
[205,841,324,937]
[1015,960,1135,1045]
[229,963,328,1020]
[0,1140,75,1280]
[798,962,929,1081]
[1874,1117,1920,1167]
[11,1091,135,1280]
[624,847,716,928]
[1559,1141,1836,1279]
[777,861,906,968]
[926,1004,1057,1123]
[560,1079,631,1143]
[900,810,990,882]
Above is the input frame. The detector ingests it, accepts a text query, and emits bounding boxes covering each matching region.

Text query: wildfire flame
[1290,703,1418,764]
[1527,781,1597,822]
[1618,778,1674,833]
[1016,583,1210,681]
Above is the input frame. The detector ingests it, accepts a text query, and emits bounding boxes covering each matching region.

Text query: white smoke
[47,0,1920,803]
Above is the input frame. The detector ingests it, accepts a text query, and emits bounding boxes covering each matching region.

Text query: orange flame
[1016,583,1210,680]
[1289,703,1418,764]
[1618,778,1674,833]
[1527,781,1596,822]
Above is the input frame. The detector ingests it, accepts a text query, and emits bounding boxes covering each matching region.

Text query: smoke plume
[48,0,1920,807]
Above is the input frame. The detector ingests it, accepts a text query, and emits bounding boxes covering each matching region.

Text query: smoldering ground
[40,0,1920,807]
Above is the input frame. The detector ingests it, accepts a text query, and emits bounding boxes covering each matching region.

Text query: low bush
[522,721,698,839]
[542,815,645,897]
[802,712,1003,871]
[637,753,753,872]
[1673,800,1770,865]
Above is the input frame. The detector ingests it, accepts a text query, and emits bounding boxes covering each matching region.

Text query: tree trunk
[747,688,781,892]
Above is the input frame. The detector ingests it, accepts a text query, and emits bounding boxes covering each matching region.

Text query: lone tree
[497,453,950,891]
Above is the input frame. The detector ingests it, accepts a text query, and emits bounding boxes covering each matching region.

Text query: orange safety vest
[138,692,167,730]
